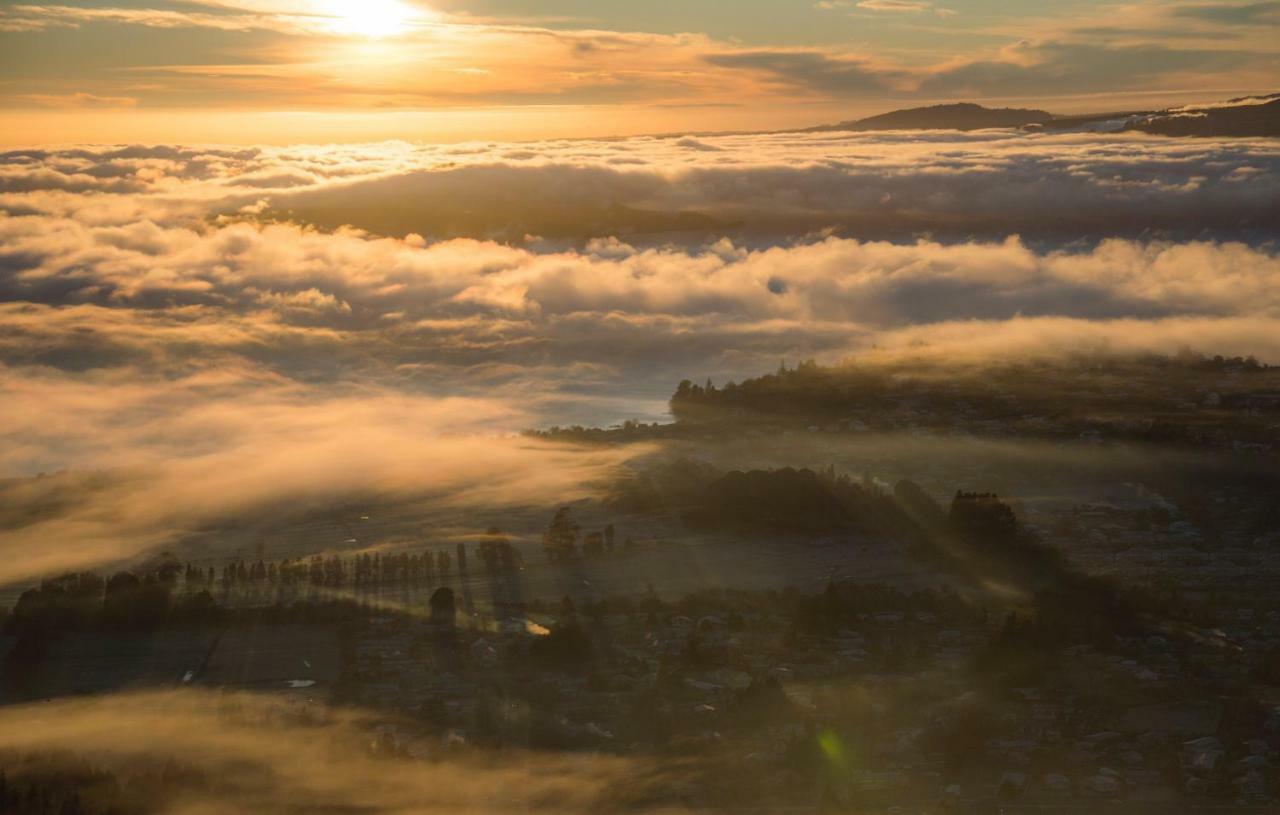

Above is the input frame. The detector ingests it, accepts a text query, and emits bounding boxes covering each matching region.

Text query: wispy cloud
[15,92,139,108]
[1,3,294,33]
[0,689,680,814]
[0,1,1274,114]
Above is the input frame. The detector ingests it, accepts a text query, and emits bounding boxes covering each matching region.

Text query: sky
[0,0,1277,143]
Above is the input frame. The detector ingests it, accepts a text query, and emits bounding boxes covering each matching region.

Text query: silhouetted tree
[478,527,517,572]
[103,571,171,628]
[429,587,456,627]
[948,491,1018,549]
[542,507,579,563]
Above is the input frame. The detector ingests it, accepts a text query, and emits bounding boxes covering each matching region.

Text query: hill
[1125,95,1280,137]
[806,94,1279,137]
[808,102,1054,132]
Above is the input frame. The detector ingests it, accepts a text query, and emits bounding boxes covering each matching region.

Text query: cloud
[917,39,1258,97]
[2,220,1278,404]
[862,314,1280,366]
[1173,1,1280,25]
[1,1,1274,115]
[0,1,441,37]
[0,689,681,814]
[1,137,1278,369]
[704,50,904,94]
[263,133,1280,242]
[855,0,933,12]
[15,92,139,109]
[0,131,1277,584]
[836,0,958,13]
[711,36,1267,100]
[716,2,1277,102]
[0,10,743,111]
[0,364,643,584]
[0,3,294,33]
[7,132,1276,244]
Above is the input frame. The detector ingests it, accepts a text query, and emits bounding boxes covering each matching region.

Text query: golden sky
[0,0,1276,143]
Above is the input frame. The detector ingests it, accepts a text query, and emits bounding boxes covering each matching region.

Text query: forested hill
[1126,95,1280,137]
[664,353,1280,448]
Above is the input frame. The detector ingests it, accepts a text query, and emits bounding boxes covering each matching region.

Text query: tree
[174,590,219,622]
[542,507,579,563]
[429,587,456,627]
[499,540,520,571]
[478,527,514,572]
[948,492,1018,549]
[103,571,172,627]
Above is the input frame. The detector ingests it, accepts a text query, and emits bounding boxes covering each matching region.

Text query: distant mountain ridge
[1125,95,1280,137]
[807,94,1279,137]
[807,102,1053,132]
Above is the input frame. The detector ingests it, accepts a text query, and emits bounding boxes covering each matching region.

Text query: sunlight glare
[320,0,417,38]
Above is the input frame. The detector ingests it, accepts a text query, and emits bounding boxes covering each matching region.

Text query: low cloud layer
[2,132,1278,406]
[4,131,1277,241]
[0,689,680,814]
[0,368,642,584]
[1,129,1277,584]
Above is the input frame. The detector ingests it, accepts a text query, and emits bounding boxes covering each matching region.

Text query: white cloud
[857,1,932,13]
[0,130,1276,583]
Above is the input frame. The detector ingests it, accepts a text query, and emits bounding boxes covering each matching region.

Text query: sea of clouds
[1,128,1278,582]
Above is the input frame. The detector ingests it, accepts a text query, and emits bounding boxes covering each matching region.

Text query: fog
[0,689,683,814]
[0,369,647,584]
[2,128,1278,583]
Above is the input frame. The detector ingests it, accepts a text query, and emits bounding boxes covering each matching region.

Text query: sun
[319,0,416,38]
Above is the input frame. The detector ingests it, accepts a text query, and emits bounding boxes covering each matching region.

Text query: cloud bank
[0,129,1277,584]
[0,689,681,814]
[4,130,1276,241]
[0,369,641,584]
